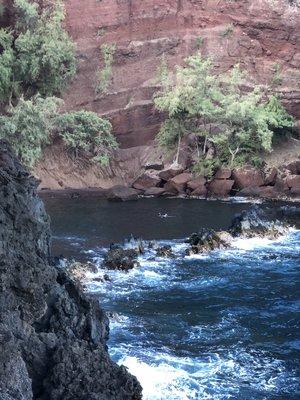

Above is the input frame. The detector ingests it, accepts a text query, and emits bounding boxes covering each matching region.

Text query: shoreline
[38,187,300,203]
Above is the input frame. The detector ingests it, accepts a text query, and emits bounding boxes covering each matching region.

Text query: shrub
[56,110,118,166]
[0,95,61,167]
[96,43,116,94]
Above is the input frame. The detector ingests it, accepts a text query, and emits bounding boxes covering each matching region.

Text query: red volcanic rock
[143,187,166,197]
[264,167,278,186]
[190,185,207,197]
[232,168,264,189]
[238,186,280,199]
[168,172,193,193]
[158,165,184,181]
[285,174,300,190]
[187,177,206,191]
[214,168,232,180]
[132,173,161,190]
[284,161,300,175]
[107,186,140,201]
[208,179,234,197]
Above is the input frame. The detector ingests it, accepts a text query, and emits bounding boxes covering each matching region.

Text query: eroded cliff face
[62,0,300,144]
[35,0,300,189]
[0,140,142,399]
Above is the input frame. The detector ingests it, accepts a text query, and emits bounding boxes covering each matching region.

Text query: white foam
[120,356,199,400]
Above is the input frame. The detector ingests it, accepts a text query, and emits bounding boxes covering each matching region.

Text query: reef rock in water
[0,140,142,400]
[229,205,288,239]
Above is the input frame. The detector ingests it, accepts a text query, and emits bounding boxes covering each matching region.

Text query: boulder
[107,185,140,201]
[132,172,161,190]
[285,174,300,190]
[208,179,234,197]
[190,185,207,197]
[264,167,278,186]
[238,186,280,199]
[232,167,264,189]
[143,187,166,197]
[187,176,206,191]
[168,172,193,193]
[214,167,232,180]
[284,160,300,175]
[158,164,184,181]
[103,247,139,271]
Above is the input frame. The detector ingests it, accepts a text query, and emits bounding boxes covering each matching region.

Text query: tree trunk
[175,133,182,165]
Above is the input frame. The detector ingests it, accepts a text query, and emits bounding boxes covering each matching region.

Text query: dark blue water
[44,197,300,400]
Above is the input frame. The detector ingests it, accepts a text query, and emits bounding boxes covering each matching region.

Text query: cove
[44,197,300,400]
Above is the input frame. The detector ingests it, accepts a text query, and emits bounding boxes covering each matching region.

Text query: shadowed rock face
[0,140,142,400]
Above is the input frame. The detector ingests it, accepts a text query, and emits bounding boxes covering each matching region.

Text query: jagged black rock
[0,141,142,400]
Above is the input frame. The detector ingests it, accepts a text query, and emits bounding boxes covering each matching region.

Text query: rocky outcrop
[107,185,140,201]
[229,205,288,238]
[103,247,140,271]
[0,141,142,400]
[185,229,232,255]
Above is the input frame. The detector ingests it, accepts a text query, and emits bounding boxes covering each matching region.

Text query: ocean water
[44,197,300,400]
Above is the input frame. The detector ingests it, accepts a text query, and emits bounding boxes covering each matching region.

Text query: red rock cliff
[62,0,300,148]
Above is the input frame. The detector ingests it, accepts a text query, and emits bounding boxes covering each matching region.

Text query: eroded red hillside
[62,0,299,147]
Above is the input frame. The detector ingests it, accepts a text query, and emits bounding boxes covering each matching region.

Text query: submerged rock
[104,247,139,270]
[107,185,140,201]
[156,245,174,258]
[0,141,142,400]
[185,229,231,255]
[229,205,288,239]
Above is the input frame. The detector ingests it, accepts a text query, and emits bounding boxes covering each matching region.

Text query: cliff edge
[0,139,142,399]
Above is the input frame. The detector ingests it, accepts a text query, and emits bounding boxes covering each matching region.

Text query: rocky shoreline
[0,141,142,399]
[38,160,300,202]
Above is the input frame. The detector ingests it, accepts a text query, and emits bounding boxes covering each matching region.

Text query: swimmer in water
[158,212,169,218]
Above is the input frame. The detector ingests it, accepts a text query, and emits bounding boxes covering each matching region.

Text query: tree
[56,111,118,166]
[215,65,294,167]
[154,54,222,163]
[0,0,76,105]
[154,54,294,170]
[0,95,61,167]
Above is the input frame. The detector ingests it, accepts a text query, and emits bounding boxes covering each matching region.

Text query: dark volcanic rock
[229,205,287,239]
[107,185,140,201]
[103,247,139,271]
[155,245,174,258]
[0,141,142,400]
[185,229,231,255]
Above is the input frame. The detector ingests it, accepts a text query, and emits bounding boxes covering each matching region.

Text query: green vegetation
[154,54,294,174]
[272,63,283,86]
[56,110,117,166]
[0,0,118,167]
[0,95,61,167]
[0,0,76,104]
[96,43,116,94]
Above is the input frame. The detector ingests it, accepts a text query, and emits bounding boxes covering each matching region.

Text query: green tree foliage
[56,111,118,166]
[154,55,222,162]
[154,54,294,170]
[0,0,76,104]
[0,95,61,167]
[215,66,294,167]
